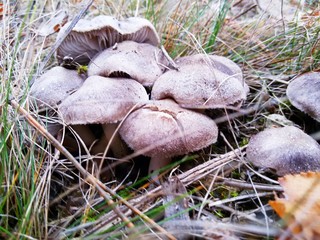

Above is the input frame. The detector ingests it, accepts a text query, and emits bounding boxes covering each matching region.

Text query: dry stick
[10,100,133,229]
[34,0,93,83]
[10,99,177,240]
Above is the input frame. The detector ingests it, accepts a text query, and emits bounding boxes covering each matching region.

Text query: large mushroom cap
[246,126,320,176]
[88,41,169,87]
[56,16,160,65]
[286,72,320,122]
[119,99,218,158]
[151,54,249,109]
[29,66,85,109]
[59,76,148,125]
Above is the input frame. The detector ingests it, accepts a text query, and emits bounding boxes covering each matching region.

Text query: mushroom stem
[71,125,96,148]
[93,123,129,158]
[148,156,172,183]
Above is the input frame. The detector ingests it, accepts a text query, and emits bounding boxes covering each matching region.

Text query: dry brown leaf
[38,10,68,36]
[269,172,320,239]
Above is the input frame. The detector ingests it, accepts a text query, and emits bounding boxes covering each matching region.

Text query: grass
[1,0,320,239]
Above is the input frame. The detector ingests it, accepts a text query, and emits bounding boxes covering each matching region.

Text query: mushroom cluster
[29,15,249,180]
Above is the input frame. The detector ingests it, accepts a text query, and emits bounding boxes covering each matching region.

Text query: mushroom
[119,99,219,180]
[56,16,160,65]
[29,66,85,109]
[88,41,169,87]
[59,75,149,158]
[286,72,320,122]
[151,54,249,109]
[29,66,94,148]
[246,126,320,176]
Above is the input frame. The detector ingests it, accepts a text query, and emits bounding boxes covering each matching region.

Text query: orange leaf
[269,172,320,239]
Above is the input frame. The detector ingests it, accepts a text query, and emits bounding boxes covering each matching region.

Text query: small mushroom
[56,16,160,65]
[286,72,320,122]
[246,126,320,176]
[151,54,249,109]
[119,99,218,180]
[29,66,85,109]
[59,75,149,158]
[88,41,169,87]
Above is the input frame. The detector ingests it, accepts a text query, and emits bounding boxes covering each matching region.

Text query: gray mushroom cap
[119,99,218,158]
[286,72,320,122]
[246,126,320,176]
[56,16,160,65]
[29,66,85,109]
[58,76,148,125]
[151,54,249,109]
[88,41,169,87]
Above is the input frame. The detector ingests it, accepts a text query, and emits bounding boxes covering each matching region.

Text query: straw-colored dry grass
[1,0,320,239]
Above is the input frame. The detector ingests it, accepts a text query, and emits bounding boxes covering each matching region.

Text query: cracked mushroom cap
[246,126,320,176]
[88,41,169,87]
[29,66,85,109]
[286,72,320,122]
[119,99,218,158]
[56,16,160,65]
[59,76,148,125]
[151,54,249,109]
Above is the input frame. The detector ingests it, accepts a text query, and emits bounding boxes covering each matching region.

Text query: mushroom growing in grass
[151,54,249,109]
[286,72,320,122]
[29,66,95,147]
[246,126,320,176]
[29,66,85,109]
[119,99,219,181]
[59,75,149,158]
[88,41,169,87]
[56,16,160,65]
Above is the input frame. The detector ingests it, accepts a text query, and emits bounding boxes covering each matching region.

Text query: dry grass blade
[9,99,177,240]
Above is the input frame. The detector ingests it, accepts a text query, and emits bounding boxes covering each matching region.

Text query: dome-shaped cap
[151,54,248,109]
[177,54,244,82]
[286,72,320,122]
[29,66,85,109]
[56,16,160,65]
[88,41,169,87]
[59,76,148,125]
[246,126,320,176]
[119,99,218,158]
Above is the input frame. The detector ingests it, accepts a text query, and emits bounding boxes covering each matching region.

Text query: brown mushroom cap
[151,54,249,109]
[246,126,320,176]
[29,66,85,109]
[286,72,320,122]
[119,99,218,158]
[58,76,148,125]
[56,16,160,65]
[88,41,169,87]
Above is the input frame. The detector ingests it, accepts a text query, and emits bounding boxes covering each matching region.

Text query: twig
[10,99,134,228]
[10,99,177,240]
[34,0,93,83]
[161,45,180,71]
[216,177,283,192]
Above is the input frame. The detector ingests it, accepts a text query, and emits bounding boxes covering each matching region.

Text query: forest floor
[1,0,320,239]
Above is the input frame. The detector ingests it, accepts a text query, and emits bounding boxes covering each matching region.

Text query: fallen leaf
[38,10,68,36]
[269,172,320,239]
